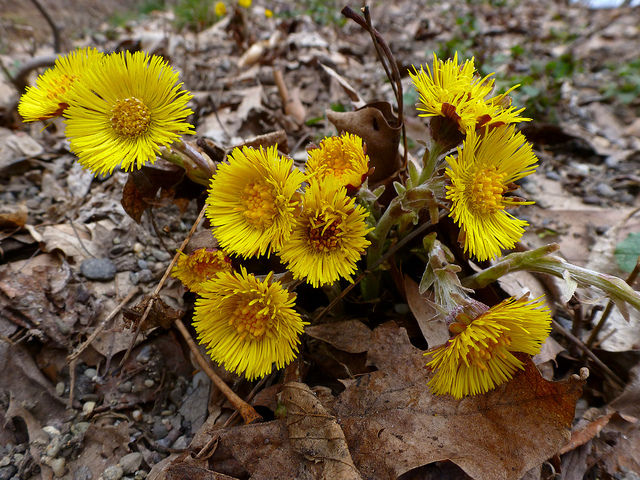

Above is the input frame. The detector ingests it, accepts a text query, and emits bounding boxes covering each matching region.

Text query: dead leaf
[0,203,28,229]
[281,382,361,480]
[403,276,450,349]
[331,322,585,480]
[559,412,614,455]
[305,320,372,354]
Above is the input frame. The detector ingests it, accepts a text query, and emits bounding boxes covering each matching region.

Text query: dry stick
[173,318,262,424]
[313,217,436,325]
[67,287,140,362]
[551,318,624,390]
[342,6,408,170]
[118,204,208,368]
[585,255,640,348]
[29,0,62,53]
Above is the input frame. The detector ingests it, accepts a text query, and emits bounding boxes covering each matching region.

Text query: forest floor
[1,1,640,479]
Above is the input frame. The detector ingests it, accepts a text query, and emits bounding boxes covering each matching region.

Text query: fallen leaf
[331,322,585,480]
[281,382,361,480]
[404,276,450,349]
[305,319,372,354]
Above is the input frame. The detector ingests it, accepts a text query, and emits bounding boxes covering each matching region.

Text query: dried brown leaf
[281,382,361,480]
[305,320,372,354]
[331,322,585,480]
[404,276,450,349]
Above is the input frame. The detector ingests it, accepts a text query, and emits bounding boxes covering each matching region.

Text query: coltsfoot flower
[18,47,103,122]
[279,176,372,288]
[206,145,306,258]
[425,296,552,399]
[446,125,538,262]
[64,51,194,175]
[410,52,528,133]
[193,267,307,381]
[306,133,370,191]
[171,248,233,294]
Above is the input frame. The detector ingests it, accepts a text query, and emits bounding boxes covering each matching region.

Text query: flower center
[308,214,343,251]
[241,180,277,227]
[230,298,271,340]
[46,74,76,102]
[468,335,511,371]
[110,97,151,138]
[467,167,506,215]
[323,150,350,177]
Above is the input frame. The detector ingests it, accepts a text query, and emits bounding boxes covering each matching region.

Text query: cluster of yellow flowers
[19,47,194,176]
[411,54,551,398]
[18,46,553,398]
[172,133,372,380]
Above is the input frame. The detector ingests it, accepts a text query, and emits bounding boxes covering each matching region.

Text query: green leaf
[615,232,640,273]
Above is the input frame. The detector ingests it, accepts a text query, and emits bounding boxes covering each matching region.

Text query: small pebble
[151,248,172,262]
[171,436,189,450]
[73,465,92,480]
[82,401,96,416]
[595,182,616,198]
[137,269,153,283]
[583,195,601,205]
[134,472,148,480]
[131,410,143,422]
[137,260,148,270]
[43,426,61,438]
[80,258,117,282]
[71,422,90,436]
[117,381,133,393]
[49,457,66,478]
[133,243,144,254]
[103,465,124,480]
[0,466,17,480]
[55,382,65,396]
[136,346,151,364]
[144,379,155,388]
[545,171,561,181]
[113,237,121,245]
[119,452,143,474]
[84,368,97,380]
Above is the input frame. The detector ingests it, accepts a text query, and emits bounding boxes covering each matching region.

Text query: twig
[173,319,262,424]
[68,357,78,409]
[65,215,95,259]
[341,6,408,171]
[67,287,140,362]
[1,54,58,94]
[147,208,172,256]
[550,318,624,390]
[118,203,208,368]
[29,0,62,53]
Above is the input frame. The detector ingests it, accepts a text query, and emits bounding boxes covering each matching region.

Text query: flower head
[446,125,538,261]
[410,52,528,133]
[194,267,307,381]
[306,133,370,191]
[63,51,194,175]
[171,248,233,294]
[425,296,552,399]
[214,1,226,16]
[206,145,306,258]
[278,176,372,288]
[18,47,103,122]
[239,0,252,7]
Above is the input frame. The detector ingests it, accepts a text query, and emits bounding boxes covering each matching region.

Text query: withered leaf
[121,294,183,331]
[331,322,585,480]
[281,382,361,480]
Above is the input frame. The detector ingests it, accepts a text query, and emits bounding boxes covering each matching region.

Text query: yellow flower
[306,133,370,191]
[206,145,306,258]
[279,176,372,288]
[18,47,103,122]
[410,52,528,133]
[171,248,233,294]
[265,8,273,17]
[194,267,307,381]
[63,51,194,175]
[214,1,226,16]
[445,125,538,262]
[425,296,552,399]
[239,0,252,7]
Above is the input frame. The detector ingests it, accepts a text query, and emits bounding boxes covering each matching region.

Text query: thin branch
[29,0,62,53]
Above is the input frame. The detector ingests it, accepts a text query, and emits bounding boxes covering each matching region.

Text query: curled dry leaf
[305,319,372,354]
[281,382,362,480]
[403,276,450,349]
[331,322,585,480]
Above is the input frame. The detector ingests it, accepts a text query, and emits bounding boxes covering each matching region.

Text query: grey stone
[80,258,117,282]
[0,466,17,480]
[73,465,93,480]
[137,269,153,283]
[119,452,143,474]
[545,171,561,181]
[117,381,132,393]
[152,419,168,440]
[103,465,124,480]
[595,182,616,198]
[137,260,148,270]
[151,248,172,262]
